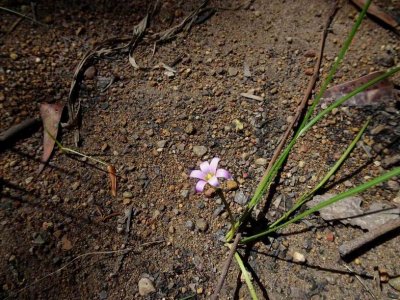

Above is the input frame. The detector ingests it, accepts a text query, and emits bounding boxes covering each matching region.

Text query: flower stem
[217,189,235,228]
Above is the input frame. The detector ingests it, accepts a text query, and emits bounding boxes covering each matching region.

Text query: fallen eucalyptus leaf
[320,71,395,108]
[39,102,65,173]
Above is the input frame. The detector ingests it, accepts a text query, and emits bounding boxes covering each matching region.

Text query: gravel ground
[1,0,400,299]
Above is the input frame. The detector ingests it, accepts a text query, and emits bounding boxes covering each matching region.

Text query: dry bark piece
[39,102,65,173]
[320,71,396,107]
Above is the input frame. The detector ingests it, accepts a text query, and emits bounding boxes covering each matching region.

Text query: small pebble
[292,251,306,263]
[138,277,156,296]
[382,155,400,168]
[193,145,207,157]
[255,158,267,166]
[123,191,133,198]
[185,123,195,134]
[326,231,335,242]
[185,220,195,230]
[10,53,18,60]
[387,180,400,191]
[180,189,189,199]
[234,191,248,205]
[156,140,168,148]
[196,218,208,232]
[344,180,353,188]
[71,181,80,191]
[101,143,109,151]
[228,67,238,76]
[226,180,239,191]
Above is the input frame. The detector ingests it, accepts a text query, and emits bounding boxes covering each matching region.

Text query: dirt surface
[1,0,400,299]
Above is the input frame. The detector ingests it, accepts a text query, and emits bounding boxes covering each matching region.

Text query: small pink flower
[190,157,232,193]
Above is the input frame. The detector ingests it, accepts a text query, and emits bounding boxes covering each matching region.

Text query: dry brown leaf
[307,193,400,231]
[108,165,117,197]
[321,71,395,107]
[351,0,399,29]
[38,102,65,173]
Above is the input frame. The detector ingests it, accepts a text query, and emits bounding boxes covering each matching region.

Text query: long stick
[211,233,242,300]
[339,218,400,257]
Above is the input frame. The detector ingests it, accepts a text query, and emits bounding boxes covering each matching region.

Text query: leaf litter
[307,193,400,231]
[38,102,65,173]
[320,71,397,108]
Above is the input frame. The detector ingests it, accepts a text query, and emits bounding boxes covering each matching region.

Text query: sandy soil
[1,0,400,299]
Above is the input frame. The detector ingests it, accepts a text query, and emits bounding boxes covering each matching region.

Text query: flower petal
[195,180,207,193]
[216,168,232,179]
[209,157,220,174]
[200,161,211,174]
[190,170,206,180]
[207,176,220,187]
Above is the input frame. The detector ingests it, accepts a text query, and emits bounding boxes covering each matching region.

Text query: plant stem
[61,147,108,166]
[44,126,109,166]
[217,189,235,228]
[232,248,258,300]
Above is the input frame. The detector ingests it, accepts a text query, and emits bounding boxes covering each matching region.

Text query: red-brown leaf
[38,102,65,173]
[107,165,117,197]
[321,71,395,107]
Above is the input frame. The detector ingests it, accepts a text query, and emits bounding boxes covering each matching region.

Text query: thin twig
[339,218,400,257]
[7,240,164,299]
[256,1,338,220]
[0,6,47,27]
[6,16,23,34]
[211,233,242,300]
[343,263,377,300]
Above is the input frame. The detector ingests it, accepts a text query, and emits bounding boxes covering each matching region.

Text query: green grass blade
[268,117,371,229]
[44,126,108,166]
[241,167,400,244]
[233,250,258,300]
[225,0,372,241]
[299,0,371,128]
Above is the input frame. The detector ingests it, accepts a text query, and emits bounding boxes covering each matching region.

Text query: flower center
[205,173,213,181]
